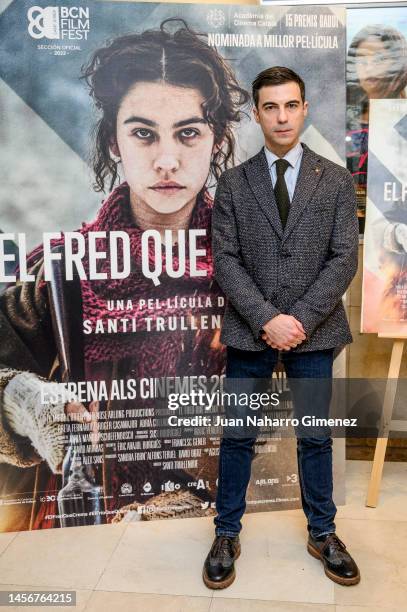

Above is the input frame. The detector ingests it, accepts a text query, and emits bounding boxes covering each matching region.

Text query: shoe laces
[211,536,235,562]
[321,534,348,565]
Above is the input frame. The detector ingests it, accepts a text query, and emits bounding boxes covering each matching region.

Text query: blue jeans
[214,346,336,539]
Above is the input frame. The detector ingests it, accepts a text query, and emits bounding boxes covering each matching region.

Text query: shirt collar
[264,141,303,170]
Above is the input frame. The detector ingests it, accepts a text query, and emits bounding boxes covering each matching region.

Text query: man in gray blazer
[203,67,360,589]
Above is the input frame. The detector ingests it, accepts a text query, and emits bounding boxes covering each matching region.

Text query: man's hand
[261,314,306,350]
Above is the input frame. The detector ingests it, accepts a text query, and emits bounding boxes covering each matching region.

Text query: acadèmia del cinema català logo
[206,9,225,29]
[27,5,90,40]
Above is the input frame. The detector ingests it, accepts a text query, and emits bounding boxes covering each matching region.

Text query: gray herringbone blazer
[212,143,359,352]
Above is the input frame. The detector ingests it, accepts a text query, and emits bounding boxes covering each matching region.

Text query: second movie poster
[0,1,346,532]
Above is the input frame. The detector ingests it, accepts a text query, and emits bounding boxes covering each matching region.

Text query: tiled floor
[0,460,405,611]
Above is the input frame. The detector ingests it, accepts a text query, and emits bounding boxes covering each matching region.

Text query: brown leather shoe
[307,533,360,586]
[203,535,241,589]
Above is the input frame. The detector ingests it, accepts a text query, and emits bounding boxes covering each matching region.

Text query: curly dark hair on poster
[82,18,250,192]
[347,24,407,106]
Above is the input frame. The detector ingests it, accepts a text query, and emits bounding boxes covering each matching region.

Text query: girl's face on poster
[355,37,394,98]
[113,82,216,214]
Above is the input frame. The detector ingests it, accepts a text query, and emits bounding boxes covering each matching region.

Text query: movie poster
[0,1,346,532]
[361,98,407,334]
[346,5,407,233]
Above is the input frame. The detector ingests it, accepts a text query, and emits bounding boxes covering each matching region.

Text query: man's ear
[303,101,309,117]
[253,105,260,124]
[110,139,120,158]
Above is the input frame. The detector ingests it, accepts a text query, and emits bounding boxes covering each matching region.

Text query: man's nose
[277,107,288,123]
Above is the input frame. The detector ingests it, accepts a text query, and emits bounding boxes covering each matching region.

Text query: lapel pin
[315,166,320,174]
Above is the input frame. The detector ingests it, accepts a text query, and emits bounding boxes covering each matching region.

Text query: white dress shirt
[264,141,304,202]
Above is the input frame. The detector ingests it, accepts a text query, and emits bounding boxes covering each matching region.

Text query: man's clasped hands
[261,314,306,350]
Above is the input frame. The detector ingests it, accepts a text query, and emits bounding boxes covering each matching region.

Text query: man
[203,67,360,589]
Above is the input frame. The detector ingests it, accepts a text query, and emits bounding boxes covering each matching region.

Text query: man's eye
[288,103,298,109]
[179,128,199,139]
[133,128,154,140]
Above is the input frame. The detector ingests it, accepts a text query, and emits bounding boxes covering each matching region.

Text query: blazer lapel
[282,144,324,243]
[244,148,283,239]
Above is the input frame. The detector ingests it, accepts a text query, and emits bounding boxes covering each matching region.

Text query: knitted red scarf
[81,182,221,364]
[30,183,224,368]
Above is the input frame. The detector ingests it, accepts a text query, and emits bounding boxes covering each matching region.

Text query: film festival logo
[27,5,90,40]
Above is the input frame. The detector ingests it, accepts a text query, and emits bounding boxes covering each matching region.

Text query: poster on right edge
[346,5,407,233]
[362,98,407,334]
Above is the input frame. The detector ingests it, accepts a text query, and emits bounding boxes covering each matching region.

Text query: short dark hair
[252,66,305,107]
